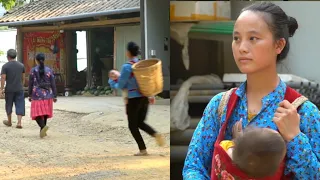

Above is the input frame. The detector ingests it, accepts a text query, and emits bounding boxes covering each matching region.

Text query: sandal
[134,150,148,156]
[3,120,12,127]
[155,133,165,147]
[16,125,22,129]
[40,126,49,138]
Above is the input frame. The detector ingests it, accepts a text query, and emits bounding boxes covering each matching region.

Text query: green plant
[1,0,26,10]
[1,0,16,10]
[0,26,9,30]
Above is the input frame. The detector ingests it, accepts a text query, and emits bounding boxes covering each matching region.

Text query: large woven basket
[132,58,163,97]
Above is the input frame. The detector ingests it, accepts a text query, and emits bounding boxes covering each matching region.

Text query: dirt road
[0,97,170,180]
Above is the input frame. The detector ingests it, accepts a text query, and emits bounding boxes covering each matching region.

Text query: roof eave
[0,7,140,27]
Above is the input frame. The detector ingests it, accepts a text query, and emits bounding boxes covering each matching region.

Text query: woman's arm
[182,93,223,180]
[285,101,320,179]
[114,64,131,89]
[50,71,57,98]
[108,79,117,89]
[28,71,33,96]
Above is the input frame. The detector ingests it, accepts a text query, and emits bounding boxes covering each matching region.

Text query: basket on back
[132,58,163,97]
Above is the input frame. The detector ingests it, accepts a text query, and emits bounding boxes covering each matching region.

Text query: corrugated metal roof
[0,0,140,23]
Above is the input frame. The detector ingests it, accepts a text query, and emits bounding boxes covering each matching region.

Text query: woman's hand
[28,97,32,102]
[232,118,243,139]
[53,98,57,103]
[148,96,155,105]
[273,100,301,142]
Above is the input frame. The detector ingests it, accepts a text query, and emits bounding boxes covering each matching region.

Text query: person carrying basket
[108,42,165,156]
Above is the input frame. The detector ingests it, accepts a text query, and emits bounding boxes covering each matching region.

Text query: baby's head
[232,127,286,178]
[109,69,120,80]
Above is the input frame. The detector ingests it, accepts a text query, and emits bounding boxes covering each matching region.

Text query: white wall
[273,2,320,83]
[0,29,17,70]
[114,25,141,95]
[76,31,87,71]
[115,25,141,71]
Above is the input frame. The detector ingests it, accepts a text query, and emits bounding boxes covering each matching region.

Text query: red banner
[23,31,65,74]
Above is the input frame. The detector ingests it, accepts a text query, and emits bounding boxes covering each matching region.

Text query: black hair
[7,49,17,59]
[241,2,298,62]
[35,53,45,77]
[127,42,140,57]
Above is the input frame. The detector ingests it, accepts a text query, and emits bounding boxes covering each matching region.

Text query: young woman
[183,2,319,180]
[28,53,57,138]
[108,41,165,156]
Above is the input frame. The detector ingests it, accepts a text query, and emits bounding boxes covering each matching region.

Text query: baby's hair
[232,127,286,178]
[109,69,118,73]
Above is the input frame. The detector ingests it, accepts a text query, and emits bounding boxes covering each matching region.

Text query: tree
[0,0,27,10]
[0,0,15,10]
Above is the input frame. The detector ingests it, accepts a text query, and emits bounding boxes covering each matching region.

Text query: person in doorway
[92,47,105,87]
[183,2,320,180]
[1,49,25,129]
[28,53,57,138]
[109,41,165,156]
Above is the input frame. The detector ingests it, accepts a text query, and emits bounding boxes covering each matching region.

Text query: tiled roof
[0,0,140,23]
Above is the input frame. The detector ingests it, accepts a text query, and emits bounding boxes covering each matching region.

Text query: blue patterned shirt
[109,57,143,99]
[183,80,320,180]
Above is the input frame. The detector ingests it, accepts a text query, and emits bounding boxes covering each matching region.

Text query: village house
[0,0,170,97]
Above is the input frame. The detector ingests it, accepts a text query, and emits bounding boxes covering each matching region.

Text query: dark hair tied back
[288,16,298,37]
[127,41,140,57]
[36,53,45,77]
[241,2,299,62]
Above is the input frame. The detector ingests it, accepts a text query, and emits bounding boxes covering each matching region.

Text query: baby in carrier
[108,69,128,104]
[220,120,287,178]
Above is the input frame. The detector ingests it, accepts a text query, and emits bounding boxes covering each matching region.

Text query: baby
[108,69,128,104]
[220,122,286,178]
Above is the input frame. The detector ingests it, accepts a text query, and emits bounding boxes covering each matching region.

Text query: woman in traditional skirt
[28,53,57,138]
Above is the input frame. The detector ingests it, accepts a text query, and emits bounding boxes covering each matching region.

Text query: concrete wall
[114,25,141,95]
[141,0,170,91]
[115,25,141,71]
[231,1,320,83]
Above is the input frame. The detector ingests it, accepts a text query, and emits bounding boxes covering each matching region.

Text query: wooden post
[86,30,92,88]
[16,28,24,63]
[64,31,74,88]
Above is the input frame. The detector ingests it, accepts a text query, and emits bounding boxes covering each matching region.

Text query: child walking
[28,53,57,138]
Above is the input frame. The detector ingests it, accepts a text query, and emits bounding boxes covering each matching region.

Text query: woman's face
[126,50,132,59]
[232,11,281,74]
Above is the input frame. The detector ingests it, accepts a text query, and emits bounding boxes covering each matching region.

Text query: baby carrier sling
[211,86,308,180]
